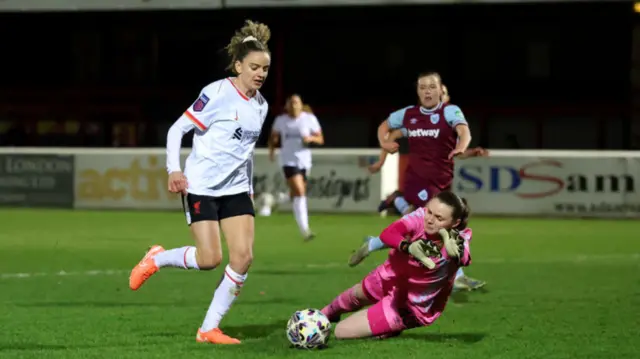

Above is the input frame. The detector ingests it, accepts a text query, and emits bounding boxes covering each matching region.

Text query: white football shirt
[166,78,268,197]
[271,112,322,169]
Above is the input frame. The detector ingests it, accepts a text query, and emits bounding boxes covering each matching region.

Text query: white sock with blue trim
[393,196,410,214]
[367,236,386,252]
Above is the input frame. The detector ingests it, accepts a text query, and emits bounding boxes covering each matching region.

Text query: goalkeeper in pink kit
[322,191,472,339]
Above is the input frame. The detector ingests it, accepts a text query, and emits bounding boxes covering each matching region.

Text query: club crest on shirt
[430,114,440,124]
[192,94,210,112]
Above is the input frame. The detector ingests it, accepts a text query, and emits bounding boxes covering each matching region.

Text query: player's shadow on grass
[205,320,283,340]
[334,332,486,349]
[400,332,486,344]
[450,288,489,304]
[450,291,470,303]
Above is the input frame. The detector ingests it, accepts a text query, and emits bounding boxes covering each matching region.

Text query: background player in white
[128,20,271,345]
[267,94,324,240]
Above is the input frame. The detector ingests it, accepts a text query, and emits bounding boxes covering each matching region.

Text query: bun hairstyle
[434,191,471,230]
[224,20,271,74]
[442,84,450,102]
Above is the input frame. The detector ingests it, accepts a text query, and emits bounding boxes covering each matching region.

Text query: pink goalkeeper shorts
[361,262,420,337]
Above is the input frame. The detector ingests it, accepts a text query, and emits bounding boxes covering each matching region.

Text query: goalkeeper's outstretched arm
[379,220,409,249]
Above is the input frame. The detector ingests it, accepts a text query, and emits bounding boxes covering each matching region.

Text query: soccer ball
[286,308,331,349]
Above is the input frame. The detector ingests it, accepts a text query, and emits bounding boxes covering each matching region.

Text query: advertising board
[454,155,640,217]
[0,154,74,208]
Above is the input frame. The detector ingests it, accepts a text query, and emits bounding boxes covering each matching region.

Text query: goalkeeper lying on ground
[359,129,487,292]
[321,191,473,339]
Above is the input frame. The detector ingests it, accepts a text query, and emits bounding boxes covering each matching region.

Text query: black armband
[399,240,410,253]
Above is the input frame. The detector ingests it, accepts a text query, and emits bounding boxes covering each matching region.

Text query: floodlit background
[0,1,638,359]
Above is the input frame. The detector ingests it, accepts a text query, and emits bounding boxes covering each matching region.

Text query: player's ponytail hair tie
[242,36,258,43]
[224,20,271,74]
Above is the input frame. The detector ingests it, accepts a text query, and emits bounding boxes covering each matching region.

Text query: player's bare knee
[333,322,347,339]
[198,255,222,270]
[196,248,223,270]
[288,185,302,197]
[333,322,359,340]
[229,248,253,273]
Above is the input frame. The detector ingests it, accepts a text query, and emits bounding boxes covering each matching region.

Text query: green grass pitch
[0,208,638,359]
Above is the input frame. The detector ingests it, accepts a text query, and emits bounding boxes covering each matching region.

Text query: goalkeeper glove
[438,228,465,261]
[399,239,440,269]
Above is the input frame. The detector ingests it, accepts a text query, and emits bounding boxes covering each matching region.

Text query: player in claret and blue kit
[349,72,486,291]
[366,85,484,175]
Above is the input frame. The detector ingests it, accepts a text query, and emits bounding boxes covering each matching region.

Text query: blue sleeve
[444,105,468,127]
[387,106,411,130]
[400,128,408,137]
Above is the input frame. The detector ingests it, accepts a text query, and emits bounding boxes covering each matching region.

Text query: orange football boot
[129,245,165,290]
[196,328,241,344]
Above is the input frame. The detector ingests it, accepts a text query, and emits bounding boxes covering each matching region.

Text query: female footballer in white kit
[268,94,324,241]
[128,20,271,345]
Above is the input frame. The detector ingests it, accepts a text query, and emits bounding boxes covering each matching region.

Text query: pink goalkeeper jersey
[381,207,472,325]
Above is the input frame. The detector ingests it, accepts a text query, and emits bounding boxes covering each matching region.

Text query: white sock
[367,236,386,252]
[258,205,272,216]
[153,246,199,269]
[393,196,411,214]
[200,265,247,332]
[456,267,465,279]
[292,196,310,235]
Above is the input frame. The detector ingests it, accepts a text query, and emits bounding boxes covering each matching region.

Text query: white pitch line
[0,269,130,279]
[1,254,638,280]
